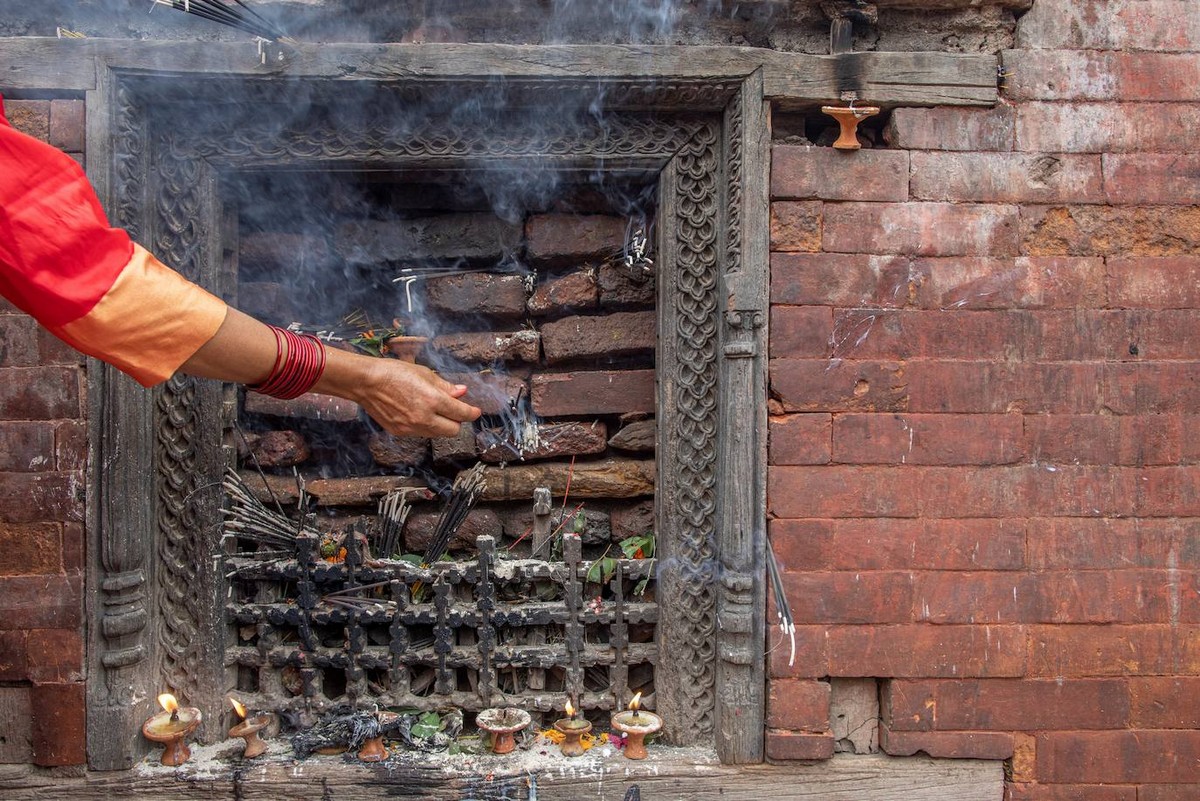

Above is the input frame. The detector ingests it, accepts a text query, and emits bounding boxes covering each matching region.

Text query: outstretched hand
[350,357,481,438]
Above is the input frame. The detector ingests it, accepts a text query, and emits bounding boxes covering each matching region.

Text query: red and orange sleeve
[0,97,227,386]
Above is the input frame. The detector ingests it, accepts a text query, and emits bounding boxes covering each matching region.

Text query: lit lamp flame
[630,691,642,718]
[565,699,576,720]
[230,697,247,721]
[158,693,180,722]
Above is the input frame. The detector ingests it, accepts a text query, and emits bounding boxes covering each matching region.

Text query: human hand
[343,355,482,438]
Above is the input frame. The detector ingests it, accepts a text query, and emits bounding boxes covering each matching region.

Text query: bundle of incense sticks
[221,467,318,549]
[766,544,796,667]
[422,462,487,566]
[378,489,416,560]
[151,0,294,43]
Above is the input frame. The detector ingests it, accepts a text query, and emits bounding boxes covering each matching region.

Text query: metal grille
[225,531,658,719]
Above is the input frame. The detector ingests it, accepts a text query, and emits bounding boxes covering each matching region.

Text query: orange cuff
[54,244,228,386]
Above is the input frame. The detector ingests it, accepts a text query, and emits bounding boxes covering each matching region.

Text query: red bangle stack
[248,326,327,400]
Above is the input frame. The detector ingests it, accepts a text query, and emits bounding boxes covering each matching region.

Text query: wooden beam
[0,39,997,106]
[0,751,1002,800]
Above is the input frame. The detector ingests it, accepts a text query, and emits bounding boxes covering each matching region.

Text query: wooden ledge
[0,38,997,107]
[0,749,1002,800]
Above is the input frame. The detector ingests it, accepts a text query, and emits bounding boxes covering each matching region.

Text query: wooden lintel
[0,38,997,107]
[0,752,1002,800]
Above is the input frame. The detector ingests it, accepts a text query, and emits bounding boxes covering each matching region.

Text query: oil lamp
[610,692,662,760]
[227,697,270,759]
[553,699,591,757]
[475,707,532,755]
[142,693,202,766]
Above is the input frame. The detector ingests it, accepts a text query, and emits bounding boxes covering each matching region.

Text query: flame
[564,700,575,718]
[230,697,247,720]
[629,692,642,712]
[158,693,179,714]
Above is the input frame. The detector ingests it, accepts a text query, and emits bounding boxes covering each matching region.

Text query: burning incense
[150,0,295,44]
[221,467,319,550]
[422,462,487,566]
[766,545,796,667]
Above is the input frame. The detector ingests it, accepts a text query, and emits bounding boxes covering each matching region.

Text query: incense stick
[766,544,796,667]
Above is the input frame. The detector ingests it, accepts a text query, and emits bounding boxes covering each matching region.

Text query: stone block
[527,270,599,316]
[431,330,540,364]
[367,432,429,467]
[531,370,655,417]
[597,262,655,309]
[772,146,909,201]
[424,274,528,320]
[525,214,625,265]
[541,311,655,364]
[885,105,1015,151]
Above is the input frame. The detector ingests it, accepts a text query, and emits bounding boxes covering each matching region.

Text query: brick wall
[0,99,88,766]
[766,1,1200,798]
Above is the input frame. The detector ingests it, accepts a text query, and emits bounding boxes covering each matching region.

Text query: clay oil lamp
[142,693,202,766]
[610,692,662,760]
[475,707,532,755]
[819,104,880,150]
[553,699,592,757]
[357,710,399,763]
[227,697,270,759]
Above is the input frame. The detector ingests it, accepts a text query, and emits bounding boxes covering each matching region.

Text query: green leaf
[586,556,618,584]
[398,553,424,565]
[411,710,443,739]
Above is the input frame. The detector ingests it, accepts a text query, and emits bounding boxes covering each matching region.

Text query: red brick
[0,574,81,630]
[61,523,83,574]
[1005,784,1136,801]
[1018,102,1200,154]
[4,100,50,141]
[766,679,830,730]
[30,681,85,766]
[531,370,654,417]
[445,372,527,416]
[431,330,540,364]
[1135,466,1200,516]
[906,361,1105,414]
[404,508,501,555]
[1140,785,1200,801]
[769,466,918,518]
[26,629,82,683]
[912,153,1103,204]
[1113,312,1200,362]
[1136,519,1200,569]
[48,100,84,152]
[541,311,654,364]
[1028,624,1194,677]
[424,273,527,319]
[769,306,831,358]
[885,105,1015,152]
[1037,730,1200,783]
[53,421,86,472]
[829,518,1025,571]
[771,146,909,202]
[1028,518,1138,570]
[0,422,55,473]
[0,472,82,524]
[781,571,915,624]
[244,391,360,422]
[0,522,62,576]
[0,368,80,420]
[824,202,1020,257]
[911,257,1105,310]
[0,630,28,680]
[1131,677,1200,727]
[240,430,310,468]
[1025,416,1120,466]
[525,214,625,264]
[768,413,831,466]
[880,728,1014,759]
[1017,0,1200,52]
[891,678,1129,731]
[771,253,912,308]
[770,201,822,252]
[829,624,1027,678]
[432,422,478,465]
[1004,51,1200,102]
[764,729,834,760]
[917,570,1118,624]
[597,262,654,309]
[768,624,830,679]
[882,679,933,730]
[0,315,41,367]
[479,420,607,463]
[1021,206,1200,258]
[770,359,907,413]
[1104,363,1200,415]
[1105,154,1200,205]
[834,413,1023,466]
[1108,257,1200,308]
[770,519,834,571]
[527,270,599,316]
[915,466,1035,518]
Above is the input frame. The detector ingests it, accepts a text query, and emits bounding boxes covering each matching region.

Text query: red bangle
[248,327,327,400]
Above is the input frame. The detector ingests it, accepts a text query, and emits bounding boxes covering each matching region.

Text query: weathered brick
[0,316,40,367]
[1037,730,1200,783]
[1005,784,1136,801]
[1017,0,1200,52]
[0,422,55,473]
[1131,677,1200,728]
[911,256,1105,310]
[445,372,526,416]
[607,418,654,453]
[769,466,918,518]
[768,413,831,466]
[766,679,831,731]
[1028,624,1187,677]
[769,306,832,358]
[771,253,911,308]
[829,518,1025,571]
[0,630,28,681]
[1104,363,1200,415]
[0,368,80,420]
[26,629,82,683]
[1104,154,1200,205]
[885,105,1015,152]
[596,262,655,309]
[296,476,427,507]
[768,624,830,678]
[403,508,501,555]
[1018,102,1200,153]
[906,361,1105,414]
[1028,518,1138,570]
[912,153,1103,204]
[916,571,1117,624]
[38,320,84,365]
[781,571,915,624]
[1140,785,1200,801]
[340,214,519,264]
[917,465,1040,518]
[480,458,654,501]
[770,519,834,572]
[889,678,1129,731]
[834,413,1024,465]
[53,421,86,472]
[424,273,528,319]
[824,203,1020,257]
[610,499,654,542]
[770,201,822,252]
[0,574,81,630]
[541,311,654,364]
[431,329,540,364]
[239,430,310,468]
[0,473,82,524]
[770,359,907,413]
[826,309,1027,361]
[30,681,85,766]
[4,100,50,141]
[764,729,834,760]
[1005,51,1200,103]
[531,370,654,417]
[0,522,62,576]
[432,422,478,465]
[236,281,299,324]
[478,420,607,463]
[829,624,1026,678]
[244,391,360,422]
[1108,256,1200,308]
[1022,206,1200,257]
[526,214,625,265]
[527,270,599,317]
[771,146,909,201]
[880,728,1015,760]
[48,99,84,152]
